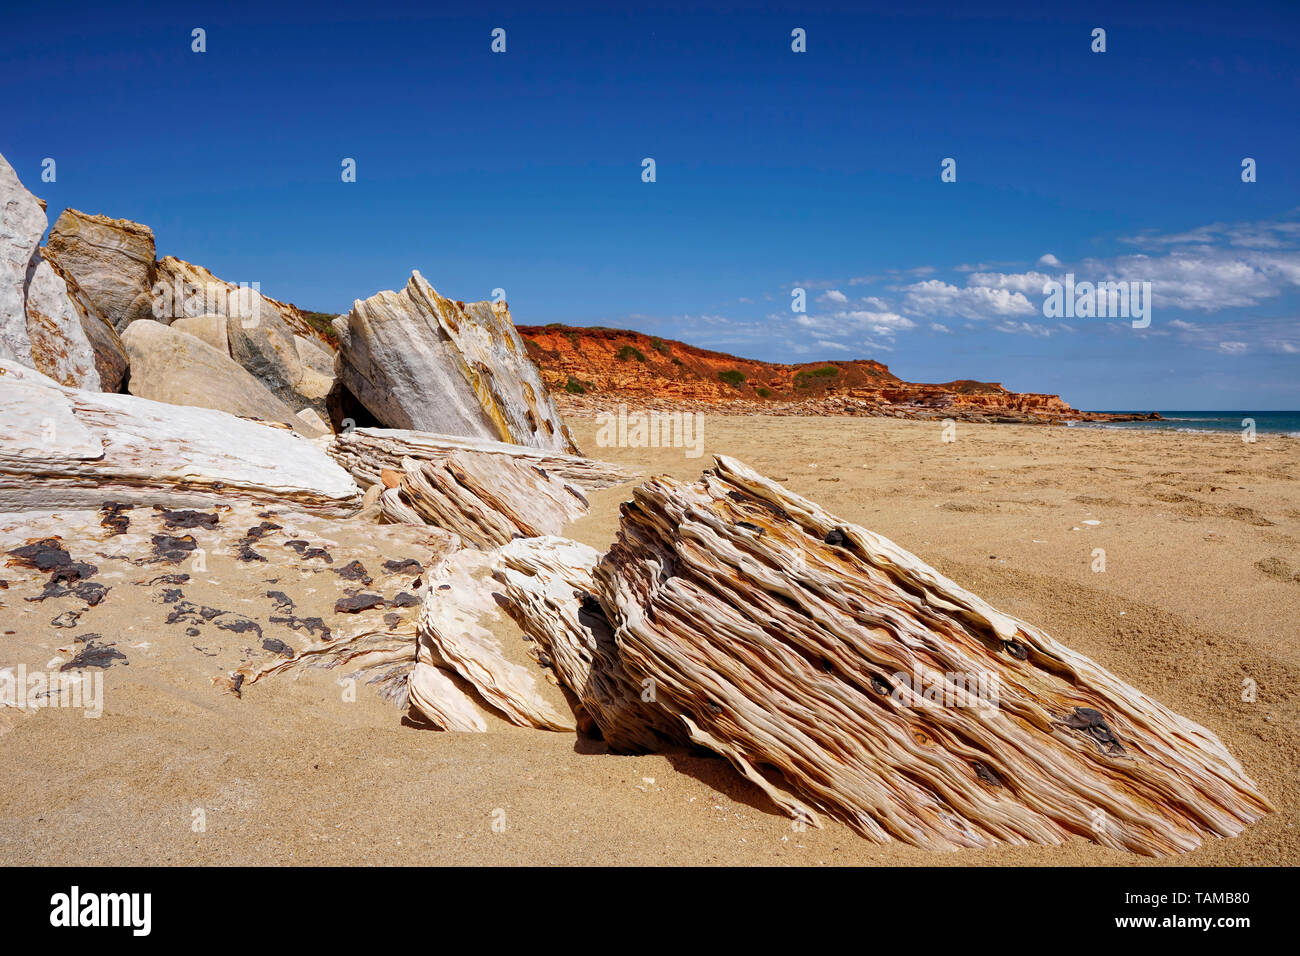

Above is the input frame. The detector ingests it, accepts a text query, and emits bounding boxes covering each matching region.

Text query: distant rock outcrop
[520,324,1156,424]
[333,272,578,451]
[121,320,325,436]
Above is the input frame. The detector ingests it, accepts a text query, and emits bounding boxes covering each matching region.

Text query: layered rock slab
[376,450,590,548]
[0,359,359,513]
[0,153,44,362]
[330,427,634,491]
[495,536,686,752]
[594,455,1273,855]
[333,272,577,451]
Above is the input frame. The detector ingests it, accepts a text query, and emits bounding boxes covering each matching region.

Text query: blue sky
[4,0,1298,409]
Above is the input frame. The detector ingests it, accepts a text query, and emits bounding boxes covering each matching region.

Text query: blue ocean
[1074,411,1300,436]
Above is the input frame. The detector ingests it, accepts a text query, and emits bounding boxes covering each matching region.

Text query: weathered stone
[120,320,317,436]
[154,257,334,421]
[0,152,44,364]
[294,333,334,378]
[376,449,591,548]
[23,259,102,390]
[329,427,634,491]
[170,314,230,354]
[595,455,1274,854]
[43,208,157,331]
[0,358,360,513]
[332,271,577,451]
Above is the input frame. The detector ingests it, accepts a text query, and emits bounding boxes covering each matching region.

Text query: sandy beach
[0,416,1296,866]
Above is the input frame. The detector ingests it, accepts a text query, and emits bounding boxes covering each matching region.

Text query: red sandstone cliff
[517,325,1152,424]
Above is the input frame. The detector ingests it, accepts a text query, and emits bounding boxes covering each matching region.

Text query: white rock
[333,271,577,451]
[0,358,360,513]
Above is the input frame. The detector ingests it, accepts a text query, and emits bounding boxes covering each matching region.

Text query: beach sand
[0,416,1296,866]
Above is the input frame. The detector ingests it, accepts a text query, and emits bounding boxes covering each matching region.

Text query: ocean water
[1074,411,1300,436]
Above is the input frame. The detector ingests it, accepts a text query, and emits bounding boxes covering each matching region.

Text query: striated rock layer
[376,449,591,548]
[334,272,578,450]
[593,455,1271,854]
[0,359,360,513]
[329,427,635,491]
[43,208,158,331]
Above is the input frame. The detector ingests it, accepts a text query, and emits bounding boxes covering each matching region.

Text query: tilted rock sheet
[0,359,360,513]
[416,548,575,732]
[330,427,634,490]
[594,455,1273,855]
[333,271,577,451]
[24,258,104,389]
[0,156,126,390]
[0,153,45,363]
[495,536,686,752]
[43,208,158,331]
[377,450,591,548]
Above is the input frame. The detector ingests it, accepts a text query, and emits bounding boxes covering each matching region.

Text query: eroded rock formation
[376,449,591,548]
[0,154,126,390]
[329,427,634,491]
[593,456,1272,854]
[43,208,158,331]
[333,272,578,450]
[0,359,360,513]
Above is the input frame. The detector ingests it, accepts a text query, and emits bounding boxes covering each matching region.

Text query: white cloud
[930,322,951,333]
[1217,341,1249,355]
[967,270,1055,296]
[902,279,1037,319]
[819,289,848,304]
[1038,253,1062,267]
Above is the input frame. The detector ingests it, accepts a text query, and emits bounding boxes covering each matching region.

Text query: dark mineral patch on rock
[146,573,190,586]
[261,637,294,657]
[269,615,331,640]
[335,593,384,614]
[235,521,282,563]
[285,539,333,563]
[151,533,198,564]
[157,508,220,530]
[51,610,80,628]
[266,590,295,612]
[216,617,262,637]
[824,528,848,547]
[334,560,372,584]
[390,592,419,607]
[99,501,134,535]
[62,640,127,670]
[1064,706,1124,754]
[160,588,184,604]
[382,558,422,576]
[8,537,75,572]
